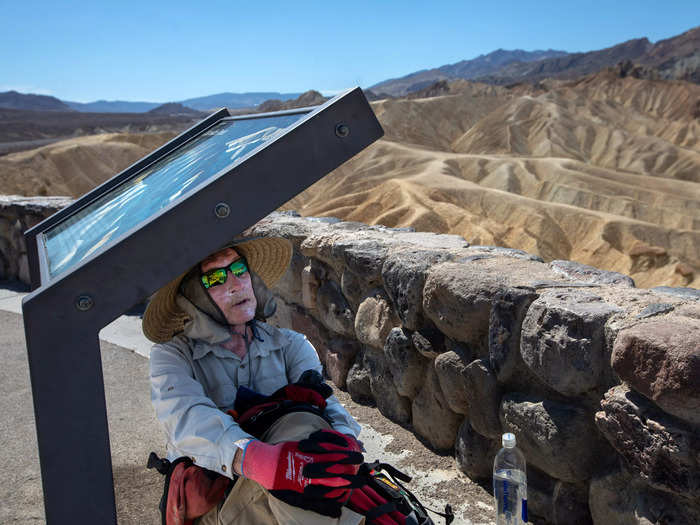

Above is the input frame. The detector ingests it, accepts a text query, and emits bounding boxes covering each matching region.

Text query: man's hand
[240,429,363,497]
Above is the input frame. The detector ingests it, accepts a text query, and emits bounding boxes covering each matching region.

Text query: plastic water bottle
[493,432,527,524]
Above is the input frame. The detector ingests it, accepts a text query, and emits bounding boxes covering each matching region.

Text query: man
[143,236,365,525]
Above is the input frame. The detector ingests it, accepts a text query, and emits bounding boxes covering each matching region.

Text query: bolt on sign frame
[21,87,383,524]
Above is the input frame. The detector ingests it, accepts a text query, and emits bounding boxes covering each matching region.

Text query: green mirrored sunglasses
[200,258,249,289]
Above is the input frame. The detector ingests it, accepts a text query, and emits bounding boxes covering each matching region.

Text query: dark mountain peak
[609,36,652,53]
[147,102,202,116]
[405,80,451,99]
[485,48,509,58]
[644,25,700,64]
[294,90,326,106]
[489,48,526,58]
[256,90,328,113]
[0,91,72,111]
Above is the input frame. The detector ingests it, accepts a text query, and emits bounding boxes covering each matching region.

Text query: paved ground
[0,309,163,524]
[0,285,495,524]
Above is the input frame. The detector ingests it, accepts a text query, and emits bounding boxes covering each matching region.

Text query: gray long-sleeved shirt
[149,295,361,480]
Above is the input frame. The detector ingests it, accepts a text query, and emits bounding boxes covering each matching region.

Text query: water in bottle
[493,432,527,524]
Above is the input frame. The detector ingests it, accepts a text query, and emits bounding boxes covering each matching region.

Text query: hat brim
[142,236,292,343]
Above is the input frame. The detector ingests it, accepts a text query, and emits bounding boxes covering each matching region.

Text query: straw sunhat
[143,236,292,343]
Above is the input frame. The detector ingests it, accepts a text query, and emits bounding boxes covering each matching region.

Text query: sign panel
[44,112,307,279]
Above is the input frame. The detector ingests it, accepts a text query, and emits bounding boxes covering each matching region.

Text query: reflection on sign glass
[44,113,305,279]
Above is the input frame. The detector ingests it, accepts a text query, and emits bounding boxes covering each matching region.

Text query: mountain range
[370,25,700,96]
[63,91,302,112]
[0,91,303,114]
[369,49,569,96]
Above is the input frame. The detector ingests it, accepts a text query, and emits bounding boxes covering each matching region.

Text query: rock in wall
[0,195,73,285]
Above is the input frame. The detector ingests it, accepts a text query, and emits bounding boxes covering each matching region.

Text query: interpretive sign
[42,113,306,279]
[22,87,383,524]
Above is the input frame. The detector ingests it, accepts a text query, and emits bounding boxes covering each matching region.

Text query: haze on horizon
[1,0,699,103]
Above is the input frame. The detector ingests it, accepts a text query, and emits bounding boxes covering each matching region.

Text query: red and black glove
[242,429,364,517]
[269,383,328,410]
[347,483,407,525]
[230,369,333,436]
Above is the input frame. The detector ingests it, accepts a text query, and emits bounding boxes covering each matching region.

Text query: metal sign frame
[21,87,383,524]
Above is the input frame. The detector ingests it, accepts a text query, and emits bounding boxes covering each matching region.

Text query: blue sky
[1,1,698,103]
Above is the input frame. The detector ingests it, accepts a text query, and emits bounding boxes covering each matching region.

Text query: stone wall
[247,212,700,525]
[2,199,698,523]
[0,196,74,285]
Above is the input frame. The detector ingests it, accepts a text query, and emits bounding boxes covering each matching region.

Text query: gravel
[334,388,498,525]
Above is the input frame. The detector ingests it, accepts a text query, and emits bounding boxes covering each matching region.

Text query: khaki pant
[196,412,365,525]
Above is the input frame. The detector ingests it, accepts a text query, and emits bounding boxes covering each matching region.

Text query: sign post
[22,88,383,524]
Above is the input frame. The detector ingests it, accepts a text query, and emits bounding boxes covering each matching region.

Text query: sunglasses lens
[229,259,248,277]
[212,269,227,284]
[201,268,227,288]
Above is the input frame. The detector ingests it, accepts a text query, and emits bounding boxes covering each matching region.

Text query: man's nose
[226,273,246,291]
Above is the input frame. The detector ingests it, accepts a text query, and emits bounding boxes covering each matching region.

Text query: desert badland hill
[0,132,178,197]
[284,71,700,289]
[0,69,699,288]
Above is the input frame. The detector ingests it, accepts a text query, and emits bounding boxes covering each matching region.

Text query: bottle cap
[502,433,516,448]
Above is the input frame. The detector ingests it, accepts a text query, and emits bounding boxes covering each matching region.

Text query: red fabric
[242,429,362,498]
[347,484,407,525]
[165,462,231,525]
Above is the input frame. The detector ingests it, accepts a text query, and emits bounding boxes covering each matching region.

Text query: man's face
[200,248,257,326]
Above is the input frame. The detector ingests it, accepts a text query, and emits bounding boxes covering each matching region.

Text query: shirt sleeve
[149,341,254,479]
[282,330,362,438]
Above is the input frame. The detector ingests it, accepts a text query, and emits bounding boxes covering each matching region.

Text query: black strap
[147,452,172,476]
[146,453,193,525]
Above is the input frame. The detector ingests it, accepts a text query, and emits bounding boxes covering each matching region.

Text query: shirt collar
[189,321,288,361]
